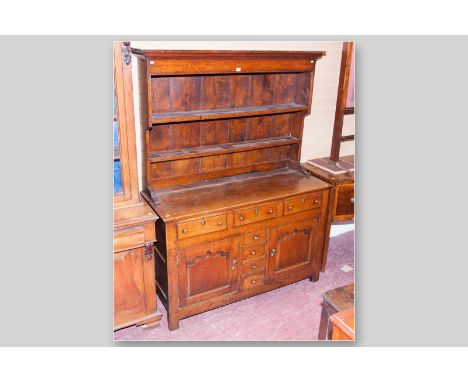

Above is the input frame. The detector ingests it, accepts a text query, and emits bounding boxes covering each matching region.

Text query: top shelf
[151,103,308,125]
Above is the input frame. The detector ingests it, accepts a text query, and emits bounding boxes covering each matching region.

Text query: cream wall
[130,41,355,189]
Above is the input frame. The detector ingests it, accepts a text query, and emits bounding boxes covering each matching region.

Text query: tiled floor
[114,230,354,341]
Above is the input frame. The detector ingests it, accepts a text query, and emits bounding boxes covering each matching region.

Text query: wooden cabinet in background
[113,42,161,331]
[134,48,332,330]
[303,155,354,223]
[114,205,161,330]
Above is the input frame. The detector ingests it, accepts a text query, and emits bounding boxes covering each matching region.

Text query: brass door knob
[350,197,354,203]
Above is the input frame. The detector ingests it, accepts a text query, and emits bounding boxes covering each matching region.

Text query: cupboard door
[268,217,320,281]
[178,237,241,307]
[114,246,156,326]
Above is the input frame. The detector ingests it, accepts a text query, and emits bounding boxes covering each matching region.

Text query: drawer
[114,226,145,252]
[233,202,278,227]
[283,192,322,216]
[242,256,265,275]
[177,214,227,239]
[241,273,265,290]
[242,244,265,260]
[335,184,354,219]
[243,229,267,246]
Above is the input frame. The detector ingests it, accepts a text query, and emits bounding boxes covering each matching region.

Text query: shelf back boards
[134,50,326,194]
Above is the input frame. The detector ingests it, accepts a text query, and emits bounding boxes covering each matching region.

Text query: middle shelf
[151,103,308,125]
[149,136,301,163]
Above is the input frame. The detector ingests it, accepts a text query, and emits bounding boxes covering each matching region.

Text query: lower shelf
[149,136,300,163]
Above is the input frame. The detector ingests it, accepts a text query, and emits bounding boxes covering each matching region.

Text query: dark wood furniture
[318,283,354,340]
[113,42,162,331]
[303,155,354,222]
[330,307,355,341]
[303,155,354,271]
[302,43,355,269]
[134,49,332,330]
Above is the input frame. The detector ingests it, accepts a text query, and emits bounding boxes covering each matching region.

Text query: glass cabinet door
[113,87,123,195]
[113,41,139,206]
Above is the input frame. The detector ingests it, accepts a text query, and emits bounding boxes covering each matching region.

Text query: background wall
[130,40,355,189]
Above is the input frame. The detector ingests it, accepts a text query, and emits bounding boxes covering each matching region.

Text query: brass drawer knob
[270,248,276,257]
[252,235,259,240]
[251,251,256,256]
[288,206,293,211]
[217,221,223,226]
[314,199,319,204]
[350,197,354,203]
[182,229,188,234]
[200,219,206,225]
[255,208,259,214]
[239,215,244,221]
[301,197,305,204]
[252,264,257,270]
[251,279,256,284]
[268,209,274,214]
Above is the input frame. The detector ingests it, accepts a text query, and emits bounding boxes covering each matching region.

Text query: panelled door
[114,247,156,326]
[177,237,241,307]
[268,216,321,281]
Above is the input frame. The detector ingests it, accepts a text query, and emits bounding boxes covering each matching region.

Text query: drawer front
[114,226,145,252]
[177,214,227,239]
[242,257,266,275]
[233,202,278,227]
[242,244,265,260]
[284,192,322,216]
[243,229,267,246]
[241,273,265,290]
[335,184,354,219]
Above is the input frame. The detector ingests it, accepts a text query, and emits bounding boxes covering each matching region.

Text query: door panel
[268,217,320,281]
[178,237,241,307]
[114,247,155,325]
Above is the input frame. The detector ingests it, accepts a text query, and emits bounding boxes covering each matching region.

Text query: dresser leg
[168,316,180,331]
[309,272,319,282]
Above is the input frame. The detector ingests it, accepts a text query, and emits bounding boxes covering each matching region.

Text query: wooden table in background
[318,283,354,340]
[330,307,355,341]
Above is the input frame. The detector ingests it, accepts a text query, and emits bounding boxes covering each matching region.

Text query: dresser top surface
[114,201,158,229]
[144,168,330,222]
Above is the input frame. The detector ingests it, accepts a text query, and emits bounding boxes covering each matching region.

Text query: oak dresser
[134,49,333,330]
